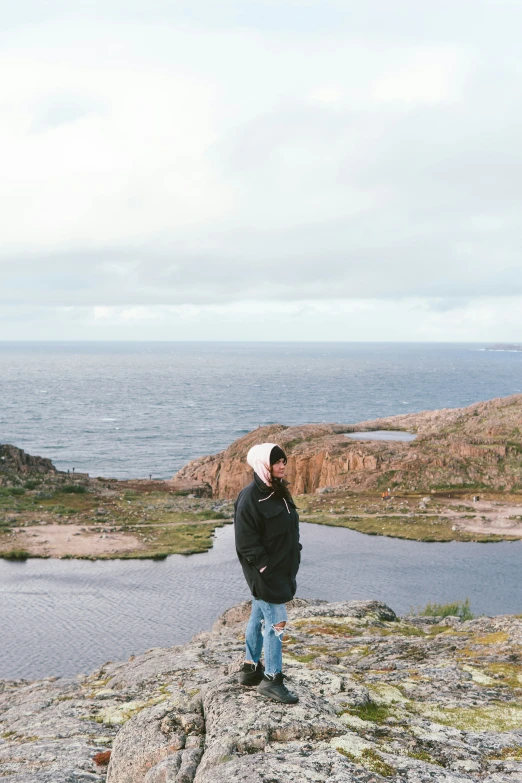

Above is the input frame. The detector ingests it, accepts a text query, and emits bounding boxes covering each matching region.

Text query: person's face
[271,458,286,480]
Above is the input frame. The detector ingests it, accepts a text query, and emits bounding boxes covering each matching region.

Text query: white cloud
[2,297,522,342]
[1,1,521,339]
[371,47,467,104]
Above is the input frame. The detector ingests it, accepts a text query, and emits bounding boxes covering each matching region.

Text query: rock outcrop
[172,394,522,497]
[0,444,57,478]
[2,599,522,782]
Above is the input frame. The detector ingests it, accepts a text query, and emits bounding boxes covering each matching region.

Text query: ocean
[1,342,521,479]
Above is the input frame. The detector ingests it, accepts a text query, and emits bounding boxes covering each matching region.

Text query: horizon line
[0,339,516,345]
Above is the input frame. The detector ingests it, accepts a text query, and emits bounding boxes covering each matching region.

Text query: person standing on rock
[234,442,301,704]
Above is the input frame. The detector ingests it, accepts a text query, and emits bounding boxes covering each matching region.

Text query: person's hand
[259,566,267,573]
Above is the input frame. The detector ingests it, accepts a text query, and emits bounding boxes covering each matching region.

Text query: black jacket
[234,473,301,604]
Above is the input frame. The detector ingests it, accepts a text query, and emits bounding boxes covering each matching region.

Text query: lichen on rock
[1,598,522,782]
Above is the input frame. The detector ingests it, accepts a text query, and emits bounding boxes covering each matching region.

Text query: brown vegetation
[93,750,111,766]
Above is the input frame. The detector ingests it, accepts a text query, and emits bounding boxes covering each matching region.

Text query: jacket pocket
[264,513,292,541]
[259,499,291,539]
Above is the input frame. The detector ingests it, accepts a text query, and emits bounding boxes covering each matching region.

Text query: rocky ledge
[173,394,522,497]
[1,600,522,782]
[0,444,57,476]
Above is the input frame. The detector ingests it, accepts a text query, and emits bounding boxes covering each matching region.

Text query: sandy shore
[445,500,522,537]
[11,524,143,557]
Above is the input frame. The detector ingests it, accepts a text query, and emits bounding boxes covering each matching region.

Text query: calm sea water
[1,342,521,479]
[1,523,521,680]
[1,342,522,680]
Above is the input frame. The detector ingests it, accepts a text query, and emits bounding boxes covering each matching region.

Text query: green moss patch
[336,747,356,762]
[360,748,396,777]
[415,702,522,731]
[407,748,443,766]
[343,702,395,724]
[377,623,426,638]
[292,618,357,637]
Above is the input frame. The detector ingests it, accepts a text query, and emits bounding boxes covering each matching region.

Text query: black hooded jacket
[234,473,301,604]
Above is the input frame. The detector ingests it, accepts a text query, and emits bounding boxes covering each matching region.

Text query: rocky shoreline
[2,394,522,560]
[1,599,521,782]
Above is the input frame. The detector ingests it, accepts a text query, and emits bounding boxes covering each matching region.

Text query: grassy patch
[336,747,357,762]
[305,513,508,543]
[37,492,97,513]
[23,480,41,490]
[474,631,509,645]
[285,643,333,663]
[411,598,474,621]
[61,484,88,494]
[1,548,30,561]
[120,520,229,558]
[344,703,394,724]
[286,652,318,663]
[407,748,443,766]
[377,623,426,638]
[140,510,228,525]
[293,618,356,637]
[415,701,522,731]
[336,744,396,777]
[486,662,522,688]
[361,748,396,777]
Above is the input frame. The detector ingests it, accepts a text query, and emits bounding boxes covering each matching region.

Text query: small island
[485,344,522,352]
[2,393,522,560]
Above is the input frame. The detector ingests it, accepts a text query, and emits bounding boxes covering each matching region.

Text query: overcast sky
[1,0,521,341]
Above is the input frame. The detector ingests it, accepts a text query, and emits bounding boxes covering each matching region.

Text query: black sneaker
[239,661,264,686]
[257,672,298,704]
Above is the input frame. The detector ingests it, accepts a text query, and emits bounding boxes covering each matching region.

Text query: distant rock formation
[173,394,522,497]
[2,599,522,782]
[0,444,57,477]
[486,344,522,352]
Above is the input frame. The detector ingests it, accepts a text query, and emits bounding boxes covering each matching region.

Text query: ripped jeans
[245,598,287,677]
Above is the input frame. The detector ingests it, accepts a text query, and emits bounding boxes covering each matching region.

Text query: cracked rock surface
[1,599,522,782]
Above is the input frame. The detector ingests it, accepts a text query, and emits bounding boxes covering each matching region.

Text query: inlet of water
[1,523,520,680]
[345,430,417,442]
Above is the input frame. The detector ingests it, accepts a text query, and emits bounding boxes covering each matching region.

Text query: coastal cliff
[172,394,522,498]
[0,445,57,476]
[1,600,521,782]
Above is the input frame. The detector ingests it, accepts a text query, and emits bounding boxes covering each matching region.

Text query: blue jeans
[245,598,287,677]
